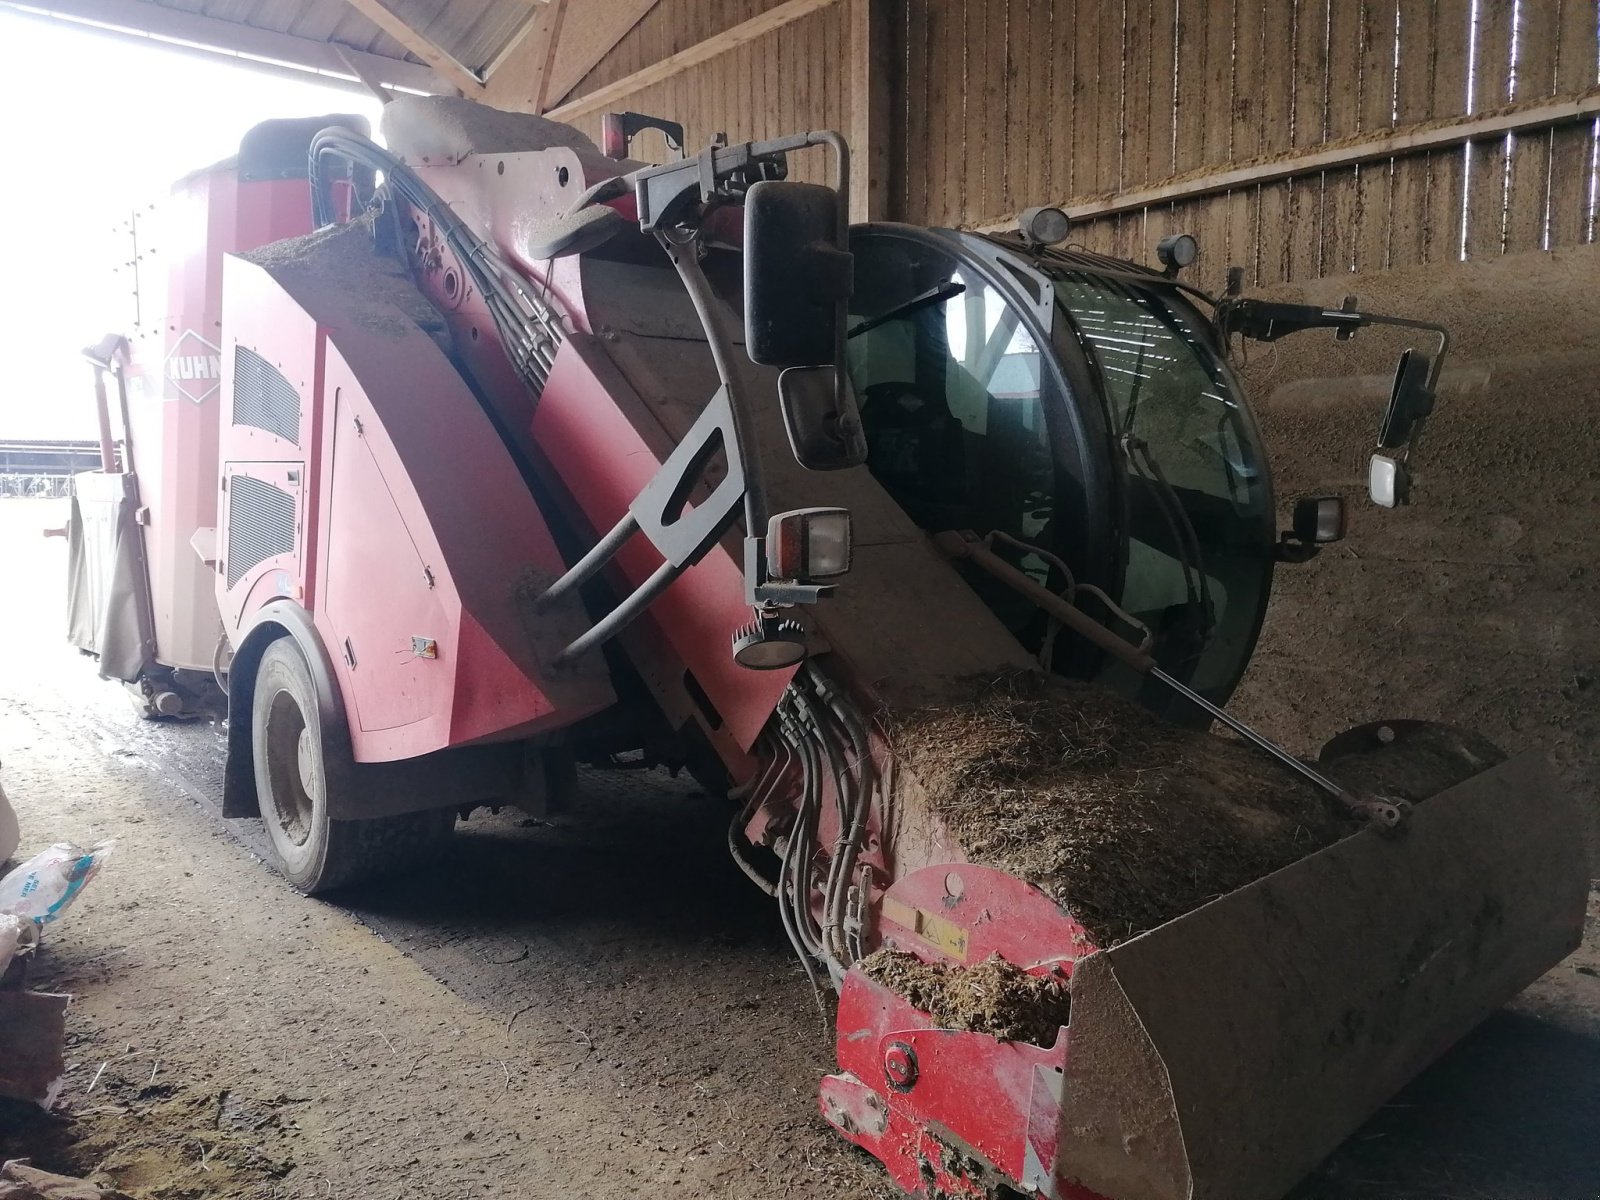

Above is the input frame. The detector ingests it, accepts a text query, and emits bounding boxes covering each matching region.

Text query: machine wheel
[250,638,453,894]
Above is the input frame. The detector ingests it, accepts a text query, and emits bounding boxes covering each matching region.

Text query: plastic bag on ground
[0,841,114,927]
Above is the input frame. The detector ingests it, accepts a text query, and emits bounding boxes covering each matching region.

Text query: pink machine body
[69,99,1586,1200]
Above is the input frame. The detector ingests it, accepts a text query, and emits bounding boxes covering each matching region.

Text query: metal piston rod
[934,530,1409,827]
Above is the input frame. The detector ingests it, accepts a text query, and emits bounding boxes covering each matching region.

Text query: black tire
[250,637,454,894]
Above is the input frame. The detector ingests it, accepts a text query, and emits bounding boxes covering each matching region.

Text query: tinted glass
[846,236,1078,643]
[1052,271,1274,701]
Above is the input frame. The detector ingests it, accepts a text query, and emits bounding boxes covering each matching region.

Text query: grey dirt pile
[887,672,1355,946]
[0,1087,295,1200]
[239,215,444,340]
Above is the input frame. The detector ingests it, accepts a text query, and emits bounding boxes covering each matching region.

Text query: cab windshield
[844,233,1095,647]
[844,228,1275,714]
[1049,269,1274,704]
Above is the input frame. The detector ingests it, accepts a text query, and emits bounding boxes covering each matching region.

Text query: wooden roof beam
[484,0,664,111]
[333,43,394,102]
[336,0,487,94]
[539,0,659,108]
[546,0,840,122]
[498,0,567,112]
[529,0,568,112]
[0,0,446,93]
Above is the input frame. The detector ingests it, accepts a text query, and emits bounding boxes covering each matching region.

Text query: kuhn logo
[164,331,223,404]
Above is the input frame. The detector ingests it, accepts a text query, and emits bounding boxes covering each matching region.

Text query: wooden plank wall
[540,0,1600,285]
[552,0,847,185]
[901,0,1600,288]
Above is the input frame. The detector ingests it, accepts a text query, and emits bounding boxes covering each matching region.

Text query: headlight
[766,507,852,581]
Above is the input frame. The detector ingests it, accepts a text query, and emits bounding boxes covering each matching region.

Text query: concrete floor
[1,497,1597,1200]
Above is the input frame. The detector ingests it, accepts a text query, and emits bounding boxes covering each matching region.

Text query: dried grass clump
[887,673,1355,945]
[858,948,1072,1046]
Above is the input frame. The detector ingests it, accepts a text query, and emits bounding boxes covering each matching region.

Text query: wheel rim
[264,686,317,847]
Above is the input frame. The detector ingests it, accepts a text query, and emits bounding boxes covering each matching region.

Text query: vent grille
[232,346,301,444]
[226,474,296,589]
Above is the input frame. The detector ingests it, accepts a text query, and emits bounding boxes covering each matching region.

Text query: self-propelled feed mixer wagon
[68,99,1587,1200]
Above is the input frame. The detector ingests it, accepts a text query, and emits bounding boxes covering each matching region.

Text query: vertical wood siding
[545,0,1600,284]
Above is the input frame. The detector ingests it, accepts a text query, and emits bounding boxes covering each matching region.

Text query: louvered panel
[232,347,302,446]
[226,475,297,590]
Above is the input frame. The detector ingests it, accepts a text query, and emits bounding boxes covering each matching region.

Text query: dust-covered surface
[888,672,1355,945]
[1,476,1598,1200]
[1230,241,1600,864]
[0,501,896,1200]
[1318,721,1508,801]
[0,1089,294,1200]
[380,96,600,163]
[857,948,1071,1045]
[240,216,444,340]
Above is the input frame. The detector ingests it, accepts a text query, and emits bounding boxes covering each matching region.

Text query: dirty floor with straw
[1,498,1598,1200]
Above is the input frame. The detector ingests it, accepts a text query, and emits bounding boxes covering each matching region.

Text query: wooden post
[521,0,571,113]
[334,44,395,104]
[848,0,892,222]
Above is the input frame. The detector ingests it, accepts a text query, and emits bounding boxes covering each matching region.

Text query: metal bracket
[633,137,795,232]
[629,386,747,569]
[538,388,748,665]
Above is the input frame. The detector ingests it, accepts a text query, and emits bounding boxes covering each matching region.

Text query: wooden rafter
[519,0,569,112]
[0,0,445,93]
[337,0,486,94]
[538,0,661,109]
[334,43,395,103]
[546,0,839,122]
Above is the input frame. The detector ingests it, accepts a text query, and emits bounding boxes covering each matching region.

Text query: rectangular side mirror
[1292,495,1345,543]
[777,366,868,471]
[743,180,852,368]
[1380,348,1434,449]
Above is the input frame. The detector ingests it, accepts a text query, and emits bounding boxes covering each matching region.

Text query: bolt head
[884,1041,918,1092]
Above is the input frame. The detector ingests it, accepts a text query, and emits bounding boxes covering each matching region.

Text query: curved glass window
[1050,271,1275,704]
[845,233,1094,649]
[842,231,1275,715]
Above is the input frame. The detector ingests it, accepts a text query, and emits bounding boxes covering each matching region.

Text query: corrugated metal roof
[407,0,536,74]
[135,0,543,77]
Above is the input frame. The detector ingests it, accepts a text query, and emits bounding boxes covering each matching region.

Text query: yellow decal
[881,897,970,961]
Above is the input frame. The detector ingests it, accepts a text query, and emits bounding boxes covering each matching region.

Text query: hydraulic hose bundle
[737,665,878,993]
[306,127,566,399]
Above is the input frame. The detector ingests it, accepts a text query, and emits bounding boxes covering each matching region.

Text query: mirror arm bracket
[1275,535,1322,564]
[630,131,846,233]
[743,535,834,606]
[1221,299,1451,390]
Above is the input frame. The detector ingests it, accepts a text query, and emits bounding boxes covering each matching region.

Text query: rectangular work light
[765,507,852,582]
